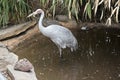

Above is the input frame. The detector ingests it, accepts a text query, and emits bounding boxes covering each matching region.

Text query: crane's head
[27,9,43,18]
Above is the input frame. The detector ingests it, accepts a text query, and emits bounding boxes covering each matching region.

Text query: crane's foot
[60,54,63,59]
[59,55,66,62]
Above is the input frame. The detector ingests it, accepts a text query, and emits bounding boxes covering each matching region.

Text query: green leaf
[80,0,82,5]
[86,3,92,19]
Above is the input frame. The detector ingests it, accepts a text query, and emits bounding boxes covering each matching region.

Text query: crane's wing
[44,25,73,39]
[44,25,78,51]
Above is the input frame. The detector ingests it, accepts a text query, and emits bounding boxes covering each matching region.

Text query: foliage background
[0,0,120,28]
[0,0,31,27]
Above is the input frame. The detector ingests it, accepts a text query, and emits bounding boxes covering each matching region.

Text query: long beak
[27,12,36,18]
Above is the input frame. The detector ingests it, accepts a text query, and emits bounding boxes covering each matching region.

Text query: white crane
[27,9,78,57]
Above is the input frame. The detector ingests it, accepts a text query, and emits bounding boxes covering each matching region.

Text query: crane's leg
[56,44,63,58]
[58,47,67,62]
[58,47,62,57]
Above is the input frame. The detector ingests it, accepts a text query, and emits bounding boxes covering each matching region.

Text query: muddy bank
[0,18,78,50]
[0,21,37,41]
[0,18,120,50]
[1,22,38,50]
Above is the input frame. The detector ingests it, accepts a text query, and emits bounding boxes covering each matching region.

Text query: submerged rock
[81,26,89,30]
[14,58,33,72]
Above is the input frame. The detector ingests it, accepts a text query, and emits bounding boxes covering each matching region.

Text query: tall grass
[39,0,80,20]
[0,0,31,28]
[39,0,120,26]
[0,0,119,27]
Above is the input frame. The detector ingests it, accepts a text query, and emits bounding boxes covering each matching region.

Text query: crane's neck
[38,11,45,32]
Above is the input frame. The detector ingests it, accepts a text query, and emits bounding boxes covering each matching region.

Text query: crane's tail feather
[71,39,78,52]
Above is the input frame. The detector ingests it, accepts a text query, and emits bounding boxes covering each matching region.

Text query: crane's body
[27,9,78,57]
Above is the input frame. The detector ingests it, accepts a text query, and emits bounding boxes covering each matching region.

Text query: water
[13,27,120,80]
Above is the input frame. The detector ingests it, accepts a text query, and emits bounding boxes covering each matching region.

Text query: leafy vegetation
[0,0,120,27]
[39,0,120,26]
[0,0,31,28]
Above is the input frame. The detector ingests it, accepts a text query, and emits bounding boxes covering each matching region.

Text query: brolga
[27,9,78,57]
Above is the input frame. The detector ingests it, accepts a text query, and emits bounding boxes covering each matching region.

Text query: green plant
[0,0,31,28]
[39,0,120,26]
[0,0,119,27]
[105,0,120,26]
[39,0,80,20]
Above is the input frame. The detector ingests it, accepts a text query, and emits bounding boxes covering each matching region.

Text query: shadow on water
[13,27,120,80]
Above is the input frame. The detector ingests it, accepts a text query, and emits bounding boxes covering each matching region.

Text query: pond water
[13,27,120,80]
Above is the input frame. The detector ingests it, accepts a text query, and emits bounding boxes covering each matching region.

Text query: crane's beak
[27,12,36,18]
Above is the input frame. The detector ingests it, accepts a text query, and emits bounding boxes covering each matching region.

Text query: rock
[0,21,36,41]
[0,72,6,80]
[0,47,9,59]
[0,42,6,48]
[43,18,61,26]
[0,43,18,71]
[14,58,33,72]
[55,15,69,22]
[7,65,37,80]
[0,60,9,72]
[81,26,89,30]
[4,52,18,65]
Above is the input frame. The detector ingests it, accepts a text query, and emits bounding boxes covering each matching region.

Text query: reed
[0,0,31,28]
[0,0,119,27]
[39,0,120,26]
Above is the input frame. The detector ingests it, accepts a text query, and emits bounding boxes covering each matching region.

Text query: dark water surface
[13,27,120,80]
